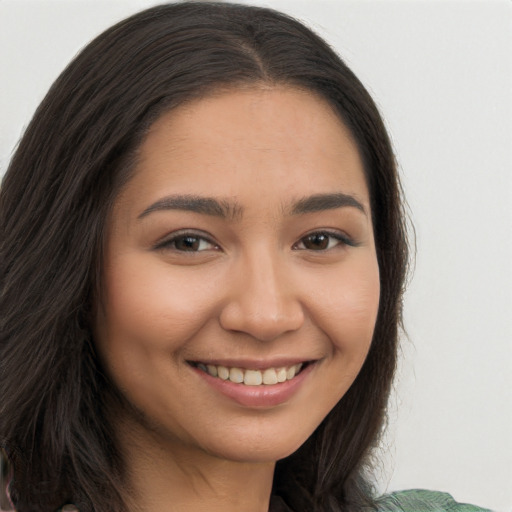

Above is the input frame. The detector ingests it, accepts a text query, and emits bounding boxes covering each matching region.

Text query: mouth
[188,361,311,386]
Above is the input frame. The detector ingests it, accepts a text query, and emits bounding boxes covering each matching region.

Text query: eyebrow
[138,194,242,220]
[290,193,366,216]
[138,192,366,220]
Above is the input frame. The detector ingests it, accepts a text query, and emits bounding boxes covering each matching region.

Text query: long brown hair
[0,3,408,511]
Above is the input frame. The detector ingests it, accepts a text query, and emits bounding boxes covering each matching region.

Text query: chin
[206,437,306,464]
[192,417,316,464]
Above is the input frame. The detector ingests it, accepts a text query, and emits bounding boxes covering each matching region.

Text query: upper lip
[188,357,317,370]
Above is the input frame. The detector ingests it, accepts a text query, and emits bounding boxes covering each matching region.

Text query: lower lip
[191,363,315,408]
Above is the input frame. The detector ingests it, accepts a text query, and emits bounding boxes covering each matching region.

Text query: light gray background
[1,1,511,511]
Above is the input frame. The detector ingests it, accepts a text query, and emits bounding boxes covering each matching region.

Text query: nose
[219,250,305,342]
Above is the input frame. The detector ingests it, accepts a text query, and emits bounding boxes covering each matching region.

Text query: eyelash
[154,230,219,253]
[154,229,356,253]
[292,230,356,251]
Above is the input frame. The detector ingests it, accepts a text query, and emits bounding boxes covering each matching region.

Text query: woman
[0,3,493,511]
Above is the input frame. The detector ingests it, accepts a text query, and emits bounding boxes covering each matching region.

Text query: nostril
[218,294,305,342]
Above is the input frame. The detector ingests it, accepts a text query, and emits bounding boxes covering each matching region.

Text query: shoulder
[375,489,493,512]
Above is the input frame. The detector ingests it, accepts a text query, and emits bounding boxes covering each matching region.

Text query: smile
[191,362,305,386]
[188,359,316,407]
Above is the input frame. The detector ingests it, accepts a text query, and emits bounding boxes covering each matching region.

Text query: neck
[118,418,276,512]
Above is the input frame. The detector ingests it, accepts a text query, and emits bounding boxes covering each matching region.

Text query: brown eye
[155,232,218,252]
[302,233,330,250]
[295,231,353,251]
[174,235,202,251]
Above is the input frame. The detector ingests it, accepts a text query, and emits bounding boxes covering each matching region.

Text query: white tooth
[262,368,278,385]
[286,366,296,380]
[244,369,263,386]
[217,366,229,380]
[294,363,303,373]
[229,367,244,383]
[198,363,207,372]
[276,367,287,383]
[206,364,218,377]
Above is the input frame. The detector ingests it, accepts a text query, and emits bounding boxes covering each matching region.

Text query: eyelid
[293,229,357,250]
[153,229,220,252]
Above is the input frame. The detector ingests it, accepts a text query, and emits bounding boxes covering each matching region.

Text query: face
[95,86,380,463]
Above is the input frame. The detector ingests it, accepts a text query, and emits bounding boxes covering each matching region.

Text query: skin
[94,86,380,512]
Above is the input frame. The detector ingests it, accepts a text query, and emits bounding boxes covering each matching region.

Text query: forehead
[117,86,370,215]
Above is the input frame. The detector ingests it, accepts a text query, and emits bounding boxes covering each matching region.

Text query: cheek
[307,255,380,356]
[95,252,222,359]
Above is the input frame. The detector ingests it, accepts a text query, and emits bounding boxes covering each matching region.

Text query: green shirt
[377,489,493,512]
